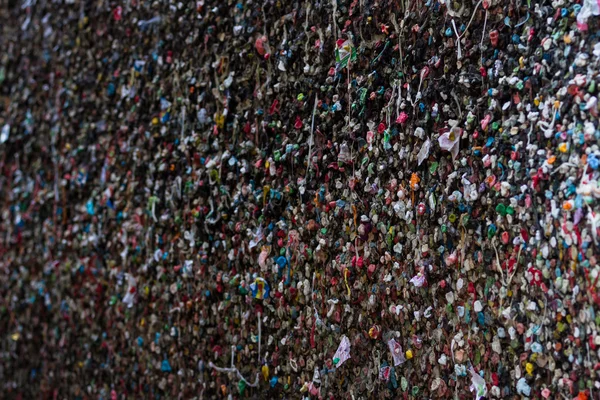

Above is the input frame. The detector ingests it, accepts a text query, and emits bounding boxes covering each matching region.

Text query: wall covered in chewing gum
[1,0,600,399]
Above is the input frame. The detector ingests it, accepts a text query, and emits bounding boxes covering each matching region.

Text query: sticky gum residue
[0,0,600,399]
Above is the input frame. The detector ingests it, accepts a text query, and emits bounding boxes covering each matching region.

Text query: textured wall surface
[1,0,600,398]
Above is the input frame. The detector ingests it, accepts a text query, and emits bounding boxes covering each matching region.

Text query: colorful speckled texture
[1,0,600,398]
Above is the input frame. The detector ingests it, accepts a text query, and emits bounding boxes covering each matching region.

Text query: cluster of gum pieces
[2,0,600,398]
